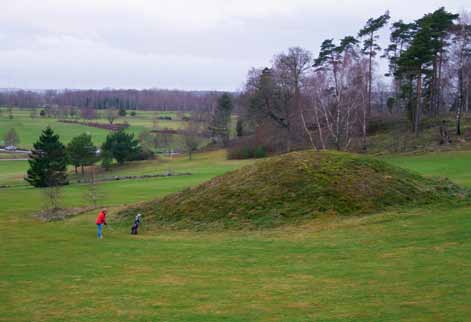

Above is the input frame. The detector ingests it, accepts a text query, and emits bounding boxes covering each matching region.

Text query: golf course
[1,108,471,321]
[2,1,471,320]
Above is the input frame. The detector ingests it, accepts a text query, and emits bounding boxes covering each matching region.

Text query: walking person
[96,208,108,239]
[131,213,142,235]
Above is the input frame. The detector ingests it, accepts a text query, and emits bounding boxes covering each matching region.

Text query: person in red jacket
[96,209,107,239]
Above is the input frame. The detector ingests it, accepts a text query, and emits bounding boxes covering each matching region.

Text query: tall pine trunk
[430,57,437,116]
[457,67,464,136]
[367,46,373,116]
[414,69,423,136]
[436,49,444,116]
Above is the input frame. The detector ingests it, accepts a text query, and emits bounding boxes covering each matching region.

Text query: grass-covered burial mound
[120,151,464,229]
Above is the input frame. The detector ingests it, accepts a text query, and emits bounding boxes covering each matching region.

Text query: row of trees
[387,8,470,135]
[0,88,226,112]
[26,128,145,187]
[238,8,471,152]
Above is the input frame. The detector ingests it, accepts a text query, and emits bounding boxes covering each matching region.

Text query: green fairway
[0,151,252,211]
[383,151,471,187]
[2,150,471,321]
[0,108,186,149]
[0,160,28,186]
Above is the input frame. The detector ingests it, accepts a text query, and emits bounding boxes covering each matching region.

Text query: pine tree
[396,22,434,135]
[451,14,471,135]
[358,11,391,115]
[67,133,98,175]
[417,8,458,115]
[25,127,68,187]
[101,130,140,165]
[384,20,415,106]
[395,8,458,134]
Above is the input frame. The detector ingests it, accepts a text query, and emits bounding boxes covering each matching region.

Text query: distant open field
[2,150,471,321]
[0,108,188,149]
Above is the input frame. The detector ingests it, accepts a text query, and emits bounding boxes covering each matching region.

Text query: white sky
[0,0,469,91]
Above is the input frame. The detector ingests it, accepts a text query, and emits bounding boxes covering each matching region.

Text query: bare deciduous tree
[106,108,119,125]
[83,166,103,208]
[182,119,203,160]
[42,185,63,212]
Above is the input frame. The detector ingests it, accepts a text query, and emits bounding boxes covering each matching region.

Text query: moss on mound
[120,151,464,229]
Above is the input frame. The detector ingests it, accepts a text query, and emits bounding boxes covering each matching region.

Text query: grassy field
[2,148,471,320]
[0,108,187,149]
[384,151,471,187]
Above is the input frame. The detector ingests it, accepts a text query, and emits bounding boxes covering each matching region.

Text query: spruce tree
[210,93,234,146]
[25,127,68,187]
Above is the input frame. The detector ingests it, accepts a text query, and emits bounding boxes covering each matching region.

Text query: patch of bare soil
[34,206,98,222]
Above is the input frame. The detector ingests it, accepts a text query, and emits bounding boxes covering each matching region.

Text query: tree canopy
[67,133,98,175]
[101,130,141,165]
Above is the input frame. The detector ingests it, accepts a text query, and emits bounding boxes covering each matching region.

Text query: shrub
[118,107,127,117]
[228,144,268,159]
[101,152,113,171]
[128,147,155,161]
[227,136,271,160]
[158,116,172,120]
[254,146,267,158]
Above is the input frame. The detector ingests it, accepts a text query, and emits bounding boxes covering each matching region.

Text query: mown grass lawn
[383,151,471,187]
[1,150,471,321]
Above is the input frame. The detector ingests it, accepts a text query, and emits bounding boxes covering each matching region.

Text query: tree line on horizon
[0,88,228,113]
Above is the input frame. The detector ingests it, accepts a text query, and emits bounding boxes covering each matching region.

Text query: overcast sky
[0,0,469,91]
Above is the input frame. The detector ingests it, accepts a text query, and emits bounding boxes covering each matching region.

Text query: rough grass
[366,114,471,154]
[120,150,466,229]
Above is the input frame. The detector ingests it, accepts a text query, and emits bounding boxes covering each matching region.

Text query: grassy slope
[366,115,471,154]
[121,151,465,229]
[2,150,471,321]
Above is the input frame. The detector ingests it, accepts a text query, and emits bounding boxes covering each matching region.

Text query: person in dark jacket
[131,213,142,235]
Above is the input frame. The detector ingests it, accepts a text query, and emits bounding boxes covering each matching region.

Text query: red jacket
[96,211,107,225]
